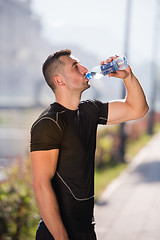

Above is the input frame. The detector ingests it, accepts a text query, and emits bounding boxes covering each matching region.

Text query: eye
[74,64,79,69]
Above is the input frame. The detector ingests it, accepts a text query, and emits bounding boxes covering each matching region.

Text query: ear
[53,75,65,86]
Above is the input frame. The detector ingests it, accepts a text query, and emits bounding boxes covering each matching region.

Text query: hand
[56,232,70,240]
[55,227,70,240]
[101,55,132,80]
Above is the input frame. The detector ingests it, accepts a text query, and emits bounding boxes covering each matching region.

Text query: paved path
[95,130,160,240]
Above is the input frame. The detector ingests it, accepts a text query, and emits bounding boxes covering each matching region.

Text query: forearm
[105,56,149,124]
[123,71,149,118]
[34,181,69,240]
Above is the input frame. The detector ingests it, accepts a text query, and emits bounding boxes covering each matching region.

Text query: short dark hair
[42,49,72,91]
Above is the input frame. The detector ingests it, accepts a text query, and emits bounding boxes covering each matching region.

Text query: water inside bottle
[116,56,129,70]
[91,72,104,79]
[85,72,103,80]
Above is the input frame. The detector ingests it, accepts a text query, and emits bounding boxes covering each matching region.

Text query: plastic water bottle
[86,56,129,80]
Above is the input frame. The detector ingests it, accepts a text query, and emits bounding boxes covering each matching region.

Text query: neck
[55,91,81,110]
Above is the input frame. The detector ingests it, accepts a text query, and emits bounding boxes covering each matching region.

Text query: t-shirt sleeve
[93,100,109,125]
[30,118,62,152]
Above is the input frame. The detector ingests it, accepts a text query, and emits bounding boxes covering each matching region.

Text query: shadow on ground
[131,160,160,184]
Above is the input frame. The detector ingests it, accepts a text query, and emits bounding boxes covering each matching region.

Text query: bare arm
[31,149,69,240]
[102,56,149,125]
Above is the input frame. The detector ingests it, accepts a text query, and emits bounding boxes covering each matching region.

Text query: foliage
[95,125,119,168]
[0,156,39,240]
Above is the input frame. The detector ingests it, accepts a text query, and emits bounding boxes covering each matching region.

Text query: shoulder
[80,99,108,112]
[30,105,63,152]
[31,104,62,134]
[80,99,98,109]
[80,100,108,125]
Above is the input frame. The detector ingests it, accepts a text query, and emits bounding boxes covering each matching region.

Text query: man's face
[59,55,90,93]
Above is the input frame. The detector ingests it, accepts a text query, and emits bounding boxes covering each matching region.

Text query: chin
[87,84,90,89]
[82,84,90,93]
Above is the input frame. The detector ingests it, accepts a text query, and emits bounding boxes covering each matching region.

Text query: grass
[125,133,152,160]
[95,163,126,200]
[126,122,160,160]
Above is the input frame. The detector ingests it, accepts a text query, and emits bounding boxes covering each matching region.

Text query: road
[95,130,160,240]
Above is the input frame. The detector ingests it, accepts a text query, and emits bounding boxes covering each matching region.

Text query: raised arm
[103,56,149,125]
[31,149,69,240]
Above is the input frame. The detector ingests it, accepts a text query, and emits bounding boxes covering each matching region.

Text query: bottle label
[100,60,119,75]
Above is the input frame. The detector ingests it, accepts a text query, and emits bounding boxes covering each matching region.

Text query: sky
[30,0,160,108]
[30,0,159,65]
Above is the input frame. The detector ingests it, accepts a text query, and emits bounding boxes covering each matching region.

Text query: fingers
[108,72,118,77]
[101,55,119,65]
[108,67,131,79]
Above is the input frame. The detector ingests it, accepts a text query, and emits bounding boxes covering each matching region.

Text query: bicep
[31,149,59,186]
[107,101,134,125]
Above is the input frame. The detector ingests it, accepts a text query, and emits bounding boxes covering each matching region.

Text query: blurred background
[0,0,160,239]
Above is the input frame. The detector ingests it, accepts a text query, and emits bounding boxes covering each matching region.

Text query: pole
[148,0,160,135]
[117,0,132,162]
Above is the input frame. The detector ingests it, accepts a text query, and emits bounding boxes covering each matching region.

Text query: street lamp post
[117,0,132,162]
[148,0,160,135]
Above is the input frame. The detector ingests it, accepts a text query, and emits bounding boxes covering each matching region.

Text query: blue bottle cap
[86,72,92,80]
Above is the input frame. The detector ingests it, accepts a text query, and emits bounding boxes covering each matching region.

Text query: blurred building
[0,0,53,107]
[0,0,101,108]
[0,0,124,108]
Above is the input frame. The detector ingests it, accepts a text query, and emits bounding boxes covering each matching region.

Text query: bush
[95,125,119,168]
[0,156,39,240]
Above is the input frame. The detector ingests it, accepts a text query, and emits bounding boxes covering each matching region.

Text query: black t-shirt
[30,100,108,233]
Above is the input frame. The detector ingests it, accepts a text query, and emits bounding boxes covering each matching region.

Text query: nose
[79,64,88,74]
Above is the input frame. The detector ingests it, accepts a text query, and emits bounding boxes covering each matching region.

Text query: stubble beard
[81,82,90,93]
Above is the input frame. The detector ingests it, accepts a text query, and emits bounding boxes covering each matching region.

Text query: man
[30,49,149,240]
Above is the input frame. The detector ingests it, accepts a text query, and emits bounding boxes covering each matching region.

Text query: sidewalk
[95,130,160,240]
